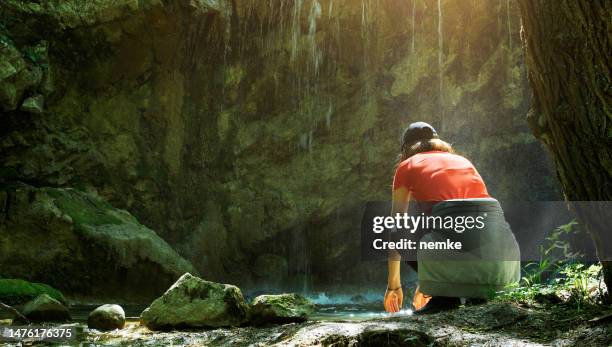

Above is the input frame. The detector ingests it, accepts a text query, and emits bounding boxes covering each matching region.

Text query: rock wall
[0,0,560,293]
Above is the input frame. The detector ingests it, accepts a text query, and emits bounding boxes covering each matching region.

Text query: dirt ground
[61,301,612,346]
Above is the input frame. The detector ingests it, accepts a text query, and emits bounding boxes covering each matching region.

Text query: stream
[69,293,413,323]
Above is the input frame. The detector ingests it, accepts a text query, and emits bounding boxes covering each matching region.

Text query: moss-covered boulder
[22,293,71,322]
[140,273,248,330]
[0,184,197,302]
[0,279,65,306]
[249,293,315,325]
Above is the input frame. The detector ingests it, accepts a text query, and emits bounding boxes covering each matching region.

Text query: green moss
[0,279,65,305]
[47,188,122,226]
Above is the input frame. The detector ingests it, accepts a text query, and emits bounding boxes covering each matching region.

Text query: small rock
[140,273,248,330]
[534,289,563,305]
[88,304,125,331]
[22,294,71,322]
[20,94,44,114]
[249,293,315,325]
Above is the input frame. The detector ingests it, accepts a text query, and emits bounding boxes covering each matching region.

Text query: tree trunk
[518,1,612,295]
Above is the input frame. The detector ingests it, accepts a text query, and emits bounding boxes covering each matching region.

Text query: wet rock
[88,304,125,331]
[0,279,65,306]
[358,329,433,347]
[249,293,315,325]
[20,94,44,114]
[22,294,71,322]
[140,273,248,330]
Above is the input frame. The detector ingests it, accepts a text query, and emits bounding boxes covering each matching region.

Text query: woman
[383,122,520,314]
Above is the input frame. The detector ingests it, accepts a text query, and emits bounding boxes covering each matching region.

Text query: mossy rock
[22,293,71,322]
[0,279,66,306]
[140,273,249,330]
[0,185,198,302]
[249,293,315,325]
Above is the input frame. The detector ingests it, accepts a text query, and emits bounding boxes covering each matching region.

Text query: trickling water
[308,0,322,76]
[360,0,371,99]
[437,0,444,130]
[325,102,333,129]
[506,0,512,52]
[291,0,303,62]
[411,0,417,54]
[361,0,367,38]
[308,130,314,152]
[299,133,309,150]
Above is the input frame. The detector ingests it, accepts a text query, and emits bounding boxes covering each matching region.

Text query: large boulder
[22,294,71,322]
[140,273,248,330]
[88,304,125,331]
[0,184,198,302]
[0,279,65,306]
[249,293,315,325]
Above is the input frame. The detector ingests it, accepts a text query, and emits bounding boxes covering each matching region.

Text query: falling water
[325,102,333,129]
[361,0,371,99]
[291,0,303,62]
[437,0,444,129]
[308,0,322,76]
[411,0,417,54]
[506,0,512,52]
[361,0,367,38]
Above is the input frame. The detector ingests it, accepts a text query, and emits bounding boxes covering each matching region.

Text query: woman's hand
[383,286,403,313]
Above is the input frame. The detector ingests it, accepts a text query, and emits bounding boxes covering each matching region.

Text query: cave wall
[0,0,560,290]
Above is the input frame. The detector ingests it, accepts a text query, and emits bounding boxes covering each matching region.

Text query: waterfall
[411,0,417,54]
[437,0,444,129]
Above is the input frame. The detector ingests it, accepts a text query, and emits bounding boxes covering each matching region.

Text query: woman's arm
[384,186,410,313]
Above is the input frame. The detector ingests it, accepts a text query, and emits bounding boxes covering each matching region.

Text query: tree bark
[518,0,612,296]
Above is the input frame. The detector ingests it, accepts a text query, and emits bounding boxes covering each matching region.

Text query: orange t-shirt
[393,151,490,202]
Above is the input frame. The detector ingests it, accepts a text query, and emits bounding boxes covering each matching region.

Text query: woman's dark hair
[397,138,454,163]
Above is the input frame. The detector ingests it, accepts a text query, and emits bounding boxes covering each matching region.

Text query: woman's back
[393,150,490,202]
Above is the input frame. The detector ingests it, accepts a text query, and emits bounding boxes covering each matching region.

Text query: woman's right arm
[383,186,410,313]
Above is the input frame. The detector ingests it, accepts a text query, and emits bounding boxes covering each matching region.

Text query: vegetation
[0,278,65,305]
[497,221,608,310]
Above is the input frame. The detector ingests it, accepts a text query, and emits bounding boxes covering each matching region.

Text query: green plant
[559,263,602,310]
